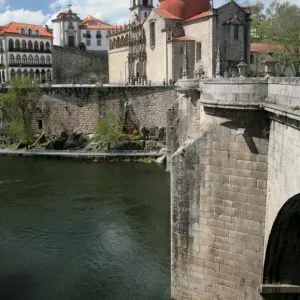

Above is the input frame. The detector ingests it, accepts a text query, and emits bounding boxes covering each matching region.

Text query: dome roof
[159,0,210,20]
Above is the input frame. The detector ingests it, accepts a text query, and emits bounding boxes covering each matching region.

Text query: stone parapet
[201,78,268,109]
[267,77,300,108]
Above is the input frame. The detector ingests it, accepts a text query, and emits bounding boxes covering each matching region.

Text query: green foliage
[0,77,43,146]
[251,0,266,42]
[260,0,300,76]
[96,113,123,142]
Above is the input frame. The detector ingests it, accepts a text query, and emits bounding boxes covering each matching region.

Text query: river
[0,157,170,300]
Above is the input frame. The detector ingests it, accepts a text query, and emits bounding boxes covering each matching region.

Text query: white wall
[80,29,108,51]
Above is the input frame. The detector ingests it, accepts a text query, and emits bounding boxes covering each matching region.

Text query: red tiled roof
[251,43,282,53]
[173,35,194,41]
[184,10,210,22]
[0,22,53,38]
[81,24,114,30]
[153,8,182,19]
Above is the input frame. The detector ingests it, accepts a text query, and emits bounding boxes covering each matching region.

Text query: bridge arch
[264,193,300,289]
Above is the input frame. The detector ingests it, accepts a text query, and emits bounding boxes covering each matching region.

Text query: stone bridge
[168,77,300,300]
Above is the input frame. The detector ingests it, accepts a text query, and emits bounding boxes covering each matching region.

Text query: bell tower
[129,0,153,22]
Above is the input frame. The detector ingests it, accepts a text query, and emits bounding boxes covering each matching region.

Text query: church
[108,0,251,85]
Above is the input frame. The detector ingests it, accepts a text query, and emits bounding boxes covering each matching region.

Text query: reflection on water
[0,158,170,300]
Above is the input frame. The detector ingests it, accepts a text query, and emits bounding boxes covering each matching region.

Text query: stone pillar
[182,41,188,79]
[263,52,277,77]
[237,60,248,77]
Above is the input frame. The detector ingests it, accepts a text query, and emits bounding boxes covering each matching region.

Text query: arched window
[86,30,91,38]
[46,55,51,65]
[8,39,14,51]
[22,55,27,65]
[21,40,26,50]
[20,27,25,35]
[35,69,40,83]
[136,62,141,77]
[29,69,34,79]
[34,41,38,51]
[96,31,102,38]
[15,39,20,51]
[10,69,15,79]
[9,54,15,65]
[28,40,33,51]
[23,69,28,77]
[41,69,46,83]
[35,29,40,36]
[45,42,50,51]
[40,41,44,52]
[150,21,156,49]
[41,56,45,65]
[17,69,22,78]
[29,55,33,64]
[46,69,51,82]
[28,28,33,35]
[16,55,21,65]
[35,55,39,65]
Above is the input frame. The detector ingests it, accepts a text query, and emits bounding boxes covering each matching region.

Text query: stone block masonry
[38,86,176,134]
[171,109,269,300]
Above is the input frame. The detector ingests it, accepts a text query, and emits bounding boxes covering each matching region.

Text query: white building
[0,22,53,83]
[51,6,114,52]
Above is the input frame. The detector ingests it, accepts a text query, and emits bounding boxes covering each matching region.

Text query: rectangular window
[38,119,43,130]
[97,39,101,46]
[86,39,91,46]
[234,26,239,40]
[196,42,202,61]
[150,22,156,48]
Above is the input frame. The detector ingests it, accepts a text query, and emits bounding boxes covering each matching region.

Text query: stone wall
[171,108,269,300]
[52,46,108,84]
[169,77,300,300]
[38,86,176,134]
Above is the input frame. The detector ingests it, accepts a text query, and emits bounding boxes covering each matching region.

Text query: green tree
[95,113,123,143]
[251,0,266,42]
[0,77,43,148]
[261,0,300,76]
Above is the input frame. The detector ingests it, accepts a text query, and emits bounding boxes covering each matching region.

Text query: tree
[250,0,266,42]
[0,77,43,148]
[261,0,300,76]
[95,113,123,143]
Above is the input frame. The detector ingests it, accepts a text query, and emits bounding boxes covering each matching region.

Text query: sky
[0,0,298,27]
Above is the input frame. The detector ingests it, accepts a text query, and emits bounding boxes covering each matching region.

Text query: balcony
[9,63,52,67]
[8,48,51,53]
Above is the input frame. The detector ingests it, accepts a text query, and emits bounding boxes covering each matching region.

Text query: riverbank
[0,149,165,162]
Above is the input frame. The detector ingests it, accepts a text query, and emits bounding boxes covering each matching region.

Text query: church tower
[129,0,154,22]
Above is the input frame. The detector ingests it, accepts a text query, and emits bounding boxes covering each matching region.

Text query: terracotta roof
[173,35,194,41]
[153,8,182,19]
[251,43,282,53]
[81,24,114,30]
[0,22,53,38]
[185,10,210,22]
[158,0,210,20]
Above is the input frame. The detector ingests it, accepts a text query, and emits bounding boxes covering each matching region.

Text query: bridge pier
[169,77,300,300]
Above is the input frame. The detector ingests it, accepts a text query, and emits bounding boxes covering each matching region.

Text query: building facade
[51,6,114,53]
[108,0,251,85]
[0,22,53,83]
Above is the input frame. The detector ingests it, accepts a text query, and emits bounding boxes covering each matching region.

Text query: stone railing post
[263,52,277,77]
[237,60,248,78]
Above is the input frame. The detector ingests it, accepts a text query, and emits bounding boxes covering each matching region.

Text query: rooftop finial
[68,4,72,11]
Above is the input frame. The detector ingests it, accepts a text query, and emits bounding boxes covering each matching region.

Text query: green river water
[0,157,170,300]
